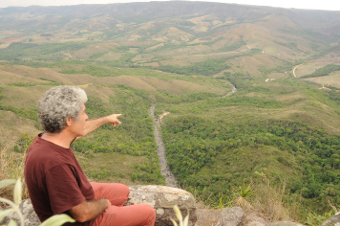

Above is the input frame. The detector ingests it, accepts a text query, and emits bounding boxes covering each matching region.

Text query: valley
[1,2,340,223]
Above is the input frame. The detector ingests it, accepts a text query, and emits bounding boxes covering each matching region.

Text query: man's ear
[66,116,73,127]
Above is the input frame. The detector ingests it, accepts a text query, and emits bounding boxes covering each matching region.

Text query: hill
[1,2,340,223]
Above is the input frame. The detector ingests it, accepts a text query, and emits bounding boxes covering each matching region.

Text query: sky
[0,0,339,11]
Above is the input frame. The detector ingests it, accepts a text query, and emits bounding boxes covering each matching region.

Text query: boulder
[126,185,198,226]
[194,209,221,226]
[269,221,305,226]
[238,211,269,226]
[321,212,340,226]
[1,185,197,226]
[216,207,244,226]
[0,199,41,226]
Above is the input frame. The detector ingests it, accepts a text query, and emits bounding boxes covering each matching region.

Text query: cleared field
[152,27,194,42]
[227,54,280,77]
[294,62,331,78]
[304,71,340,88]
[72,43,119,60]
[100,76,157,91]
[0,44,10,49]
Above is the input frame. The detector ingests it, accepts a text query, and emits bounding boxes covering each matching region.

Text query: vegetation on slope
[301,64,340,78]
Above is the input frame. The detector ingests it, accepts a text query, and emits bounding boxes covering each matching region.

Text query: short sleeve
[45,164,85,214]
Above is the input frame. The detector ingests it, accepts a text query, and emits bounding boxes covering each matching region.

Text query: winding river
[149,84,237,188]
[149,104,180,188]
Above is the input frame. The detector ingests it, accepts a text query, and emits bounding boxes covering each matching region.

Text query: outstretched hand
[107,114,122,127]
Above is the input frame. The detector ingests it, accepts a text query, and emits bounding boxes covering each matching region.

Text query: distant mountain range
[1,1,340,35]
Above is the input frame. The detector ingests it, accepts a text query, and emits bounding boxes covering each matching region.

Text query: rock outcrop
[238,211,269,226]
[216,207,244,226]
[195,209,221,226]
[1,199,41,226]
[1,185,197,226]
[126,185,197,226]
[321,212,340,226]
[269,222,305,226]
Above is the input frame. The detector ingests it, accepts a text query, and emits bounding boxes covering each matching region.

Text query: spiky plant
[0,178,75,226]
[170,205,189,226]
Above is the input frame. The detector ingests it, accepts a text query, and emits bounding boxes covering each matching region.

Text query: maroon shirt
[24,134,95,226]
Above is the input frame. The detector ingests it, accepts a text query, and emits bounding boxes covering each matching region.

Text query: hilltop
[1,2,340,223]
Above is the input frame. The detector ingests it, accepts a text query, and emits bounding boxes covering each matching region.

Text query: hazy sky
[0,0,339,11]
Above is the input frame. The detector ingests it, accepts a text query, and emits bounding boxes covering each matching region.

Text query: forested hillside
[1,2,340,223]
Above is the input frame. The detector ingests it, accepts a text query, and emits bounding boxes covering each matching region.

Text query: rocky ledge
[2,185,340,226]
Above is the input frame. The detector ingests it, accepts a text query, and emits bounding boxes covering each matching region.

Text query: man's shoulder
[26,136,76,172]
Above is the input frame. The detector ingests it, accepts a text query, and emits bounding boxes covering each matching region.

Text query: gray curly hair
[38,86,88,133]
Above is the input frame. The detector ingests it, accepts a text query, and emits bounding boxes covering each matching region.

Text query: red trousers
[91,183,156,226]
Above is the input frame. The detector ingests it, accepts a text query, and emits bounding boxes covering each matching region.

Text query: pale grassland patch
[137,21,155,30]
[312,50,340,63]
[304,72,340,88]
[144,43,164,52]
[160,53,213,66]
[100,76,157,91]
[250,178,303,222]
[0,65,94,85]
[190,26,208,33]
[274,93,304,102]
[0,146,29,200]
[245,92,266,98]
[153,27,194,42]
[96,52,122,61]
[0,70,45,85]
[227,55,275,77]
[187,15,217,24]
[119,41,157,46]
[0,44,10,49]
[295,62,330,78]
[141,77,181,93]
[1,85,52,109]
[72,43,119,60]
[78,83,115,103]
[268,73,288,79]
[0,111,39,147]
[171,80,208,92]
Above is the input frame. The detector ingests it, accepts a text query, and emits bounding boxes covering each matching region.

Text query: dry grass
[248,177,303,222]
[295,62,330,78]
[100,76,157,91]
[304,72,340,88]
[0,111,40,147]
[0,65,96,85]
[0,144,29,201]
[1,85,51,109]
[77,83,115,103]
[72,43,119,60]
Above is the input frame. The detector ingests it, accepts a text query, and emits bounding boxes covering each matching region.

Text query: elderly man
[24,86,156,226]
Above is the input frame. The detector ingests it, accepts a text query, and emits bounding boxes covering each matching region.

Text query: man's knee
[144,205,156,226]
[144,204,156,220]
[121,184,130,195]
